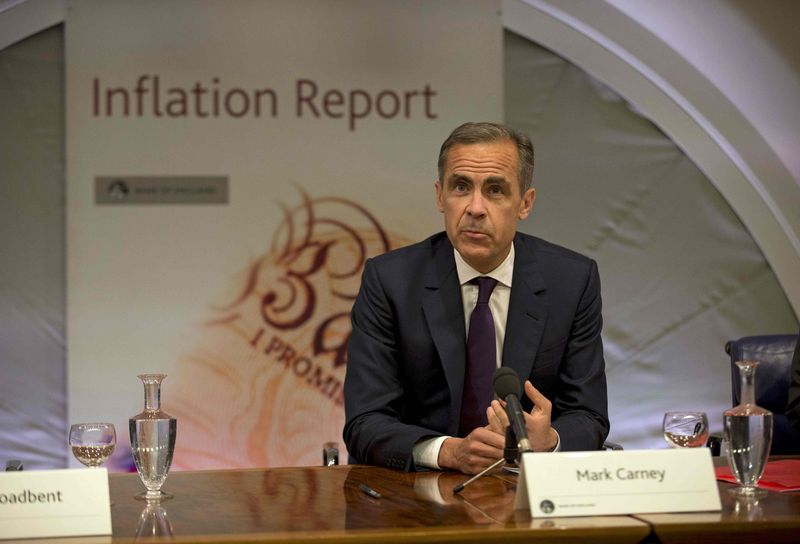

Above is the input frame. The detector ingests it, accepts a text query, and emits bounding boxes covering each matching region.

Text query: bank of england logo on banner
[95,176,228,205]
[108,179,130,200]
[169,189,410,468]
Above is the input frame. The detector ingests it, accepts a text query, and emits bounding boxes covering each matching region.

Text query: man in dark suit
[343,122,609,474]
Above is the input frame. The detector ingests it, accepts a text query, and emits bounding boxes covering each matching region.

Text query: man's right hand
[437,427,505,475]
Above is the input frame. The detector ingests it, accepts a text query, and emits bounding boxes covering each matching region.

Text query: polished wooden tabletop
[95,459,800,544]
[8,459,798,543]
[105,465,651,543]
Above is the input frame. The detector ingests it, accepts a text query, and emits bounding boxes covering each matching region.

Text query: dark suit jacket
[343,232,609,471]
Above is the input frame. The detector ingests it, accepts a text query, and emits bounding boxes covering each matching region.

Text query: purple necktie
[459,276,498,437]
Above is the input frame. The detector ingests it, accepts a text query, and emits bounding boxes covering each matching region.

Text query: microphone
[503,425,520,465]
[493,367,532,453]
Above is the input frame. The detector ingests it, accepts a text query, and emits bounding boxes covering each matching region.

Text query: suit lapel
[421,236,466,436]
[503,235,548,382]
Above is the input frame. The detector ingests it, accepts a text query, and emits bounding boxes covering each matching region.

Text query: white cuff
[551,429,561,452]
[412,435,449,469]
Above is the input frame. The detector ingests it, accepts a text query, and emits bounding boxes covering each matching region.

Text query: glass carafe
[723,360,773,497]
[129,373,177,500]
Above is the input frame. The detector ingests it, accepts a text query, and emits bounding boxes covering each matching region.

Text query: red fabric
[715,459,800,492]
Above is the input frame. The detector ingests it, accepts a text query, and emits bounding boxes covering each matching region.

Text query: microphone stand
[453,427,519,494]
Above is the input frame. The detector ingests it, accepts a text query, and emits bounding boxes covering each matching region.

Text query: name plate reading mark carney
[516,448,721,517]
[0,468,111,540]
[96,176,228,204]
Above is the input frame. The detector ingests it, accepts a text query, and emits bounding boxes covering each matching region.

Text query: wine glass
[69,423,116,467]
[662,412,709,448]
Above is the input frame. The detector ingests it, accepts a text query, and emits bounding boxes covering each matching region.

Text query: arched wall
[504,0,800,317]
[4,1,797,318]
[0,0,64,51]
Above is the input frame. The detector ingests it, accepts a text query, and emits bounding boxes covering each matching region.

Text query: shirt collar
[454,243,514,288]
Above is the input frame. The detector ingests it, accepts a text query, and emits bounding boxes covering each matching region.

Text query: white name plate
[0,468,112,540]
[516,448,721,517]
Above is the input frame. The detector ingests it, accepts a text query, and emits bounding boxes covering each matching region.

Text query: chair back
[726,334,800,454]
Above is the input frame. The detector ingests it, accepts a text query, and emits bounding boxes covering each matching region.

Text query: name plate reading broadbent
[95,176,228,204]
[0,468,111,540]
[516,448,721,517]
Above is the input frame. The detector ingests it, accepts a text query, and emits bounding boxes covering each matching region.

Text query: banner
[66,0,502,469]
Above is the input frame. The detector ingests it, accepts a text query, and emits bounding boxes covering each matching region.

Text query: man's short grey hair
[437,122,534,193]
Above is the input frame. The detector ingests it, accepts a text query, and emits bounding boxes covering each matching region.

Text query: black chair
[725,334,800,455]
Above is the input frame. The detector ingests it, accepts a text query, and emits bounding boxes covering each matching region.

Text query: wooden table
[15,460,796,543]
[106,465,650,543]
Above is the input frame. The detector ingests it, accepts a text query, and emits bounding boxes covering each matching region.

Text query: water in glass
[69,423,116,468]
[662,412,709,448]
[724,412,772,488]
[130,373,177,500]
[130,417,177,497]
[723,360,773,497]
